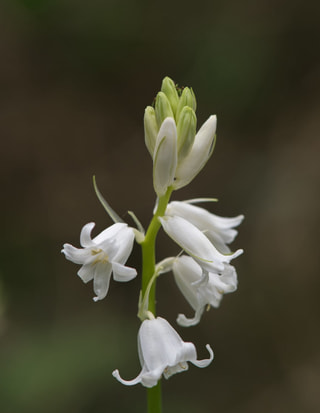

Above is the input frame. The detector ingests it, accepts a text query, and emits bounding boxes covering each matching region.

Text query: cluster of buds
[62,77,243,389]
[144,77,217,194]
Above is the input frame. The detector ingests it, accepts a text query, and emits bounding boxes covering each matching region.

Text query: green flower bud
[144,106,159,157]
[176,87,197,121]
[161,77,179,116]
[155,91,174,127]
[190,88,197,112]
[176,106,197,161]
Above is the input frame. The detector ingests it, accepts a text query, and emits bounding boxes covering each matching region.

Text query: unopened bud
[176,87,197,121]
[153,118,177,197]
[144,106,158,157]
[155,92,174,127]
[176,106,197,161]
[174,115,217,190]
[161,77,179,116]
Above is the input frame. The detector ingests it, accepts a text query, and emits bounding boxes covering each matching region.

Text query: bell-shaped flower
[153,117,177,197]
[172,255,238,326]
[166,201,244,253]
[159,215,243,274]
[62,222,137,301]
[173,115,217,190]
[112,316,213,388]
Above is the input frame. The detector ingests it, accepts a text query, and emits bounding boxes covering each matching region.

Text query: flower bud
[153,117,177,197]
[176,87,197,121]
[155,91,174,127]
[174,115,217,189]
[176,106,197,161]
[144,106,158,157]
[161,77,179,116]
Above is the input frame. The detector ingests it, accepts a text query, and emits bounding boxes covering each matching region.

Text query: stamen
[91,248,103,255]
[91,248,109,265]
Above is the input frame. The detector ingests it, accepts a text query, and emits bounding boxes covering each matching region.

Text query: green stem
[140,186,173,413]
[147,382,162,413]
[141,187,173,311]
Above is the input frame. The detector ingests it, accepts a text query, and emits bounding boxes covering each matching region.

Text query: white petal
[111,227,135,264]
[174,115,216,189]
[80,222,96,247]
[139,317,184,371]
[92,263,112,301]
[153,117,177,196]
[93,222,128,245]
[160,215,225,272]
[166,201,244,247]
[62,243,92,265]
[112,262,137,282]
[112,369,143,387]
[218,264,238,293]
[173,256,208,326]
[190,344,214,368]
[176,307,204,327]
[173,256,203,311]
[205,231,232,254]
[77,264,94,283]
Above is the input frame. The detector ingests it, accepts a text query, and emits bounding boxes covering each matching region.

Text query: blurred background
[1,0,320,412]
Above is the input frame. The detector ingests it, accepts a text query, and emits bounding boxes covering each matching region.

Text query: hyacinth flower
[112,316,213,388]
[62,76,244,413]
[172,255,238,326]
[166,200,244,253]
[159,214,243,275]
[62,222,137,301]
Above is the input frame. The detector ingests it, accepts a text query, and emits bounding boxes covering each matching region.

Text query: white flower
[159,215,243,274]
[166,201,244,253]
[112,316,213,388]
[173,115,217,189]
[153,117,177,196]
[62,222,137,301]
[172,255,238,326]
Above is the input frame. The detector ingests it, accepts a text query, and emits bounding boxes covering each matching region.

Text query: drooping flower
[159,215,243,274]
[166,200,244,253]
[62,222,137,301]
[112,316,213,388]
[172,255,238,326]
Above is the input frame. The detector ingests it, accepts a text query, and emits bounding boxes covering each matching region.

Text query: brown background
[1,0,320,412]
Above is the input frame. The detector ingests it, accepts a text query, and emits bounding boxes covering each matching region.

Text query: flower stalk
[141,187,173,313]
[140,187,172,413]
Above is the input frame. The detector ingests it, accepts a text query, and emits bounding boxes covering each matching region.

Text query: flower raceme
[62,222,137,301]
[112,316,214,388]
[62,76,244,400]
[144,77,217,196]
